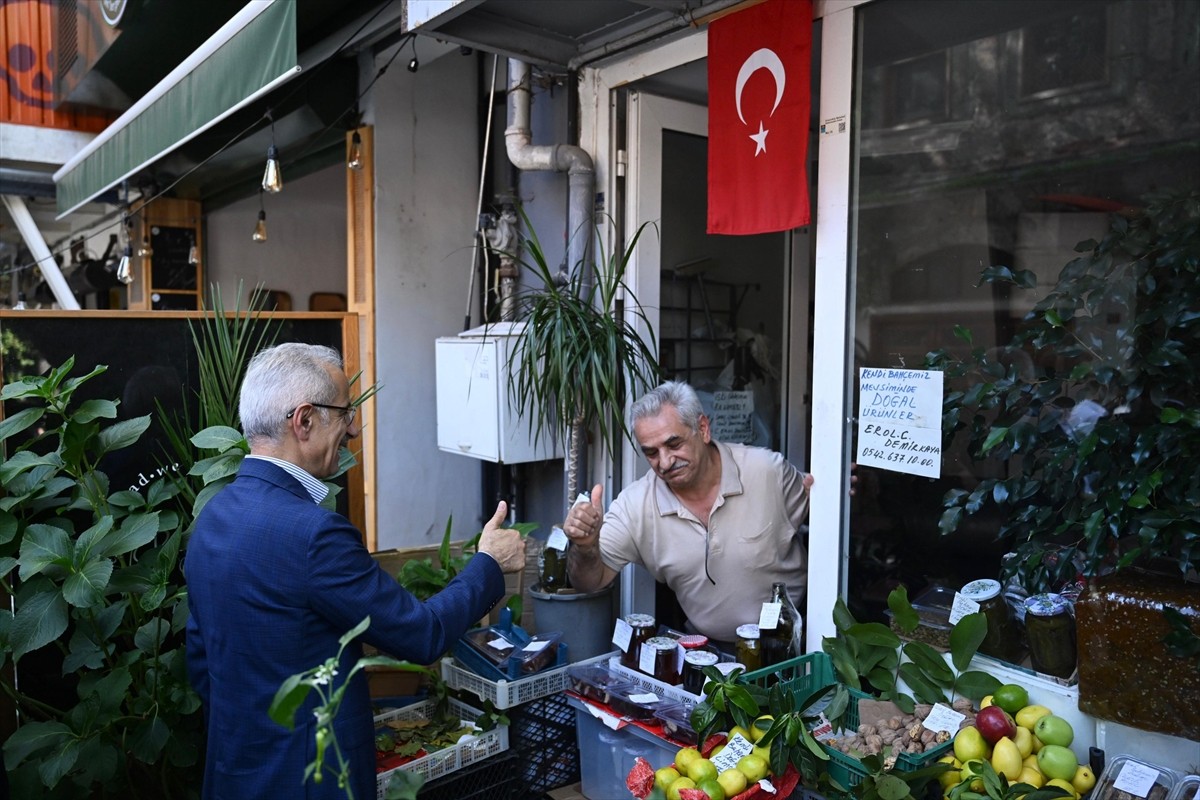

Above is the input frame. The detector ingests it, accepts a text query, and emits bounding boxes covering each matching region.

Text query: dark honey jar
[620,613,656,670]
[642,636,681,685]
[682,650,719,695]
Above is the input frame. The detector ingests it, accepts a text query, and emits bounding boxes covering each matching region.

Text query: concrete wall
[205,164,347,310]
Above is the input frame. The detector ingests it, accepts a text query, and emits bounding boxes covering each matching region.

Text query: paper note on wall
[709,390,755,443]
[856,368,944,478]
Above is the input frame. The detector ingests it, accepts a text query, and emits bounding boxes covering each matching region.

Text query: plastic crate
[374,697,509,800]
[453,620,569,682]
[441,650,613,709]
[509,692,581,794]
[607,655,701,705]
[414,751,522,800]
[736,653,952,788]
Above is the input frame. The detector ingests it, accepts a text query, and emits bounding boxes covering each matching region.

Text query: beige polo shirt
[597,441,811,642]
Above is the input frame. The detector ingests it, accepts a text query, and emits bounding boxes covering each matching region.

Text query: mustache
[660,460,689,475]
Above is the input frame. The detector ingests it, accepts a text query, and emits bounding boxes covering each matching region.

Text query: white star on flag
[749,121,769,155]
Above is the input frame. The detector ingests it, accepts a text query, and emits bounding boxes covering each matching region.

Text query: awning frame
[54,0,300,218]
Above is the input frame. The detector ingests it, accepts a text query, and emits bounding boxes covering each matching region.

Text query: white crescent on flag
[735,47,787,126]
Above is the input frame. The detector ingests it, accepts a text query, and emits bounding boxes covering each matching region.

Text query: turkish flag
[707,0,812,235]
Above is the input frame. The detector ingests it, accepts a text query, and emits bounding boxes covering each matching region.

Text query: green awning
[54,0,299,217]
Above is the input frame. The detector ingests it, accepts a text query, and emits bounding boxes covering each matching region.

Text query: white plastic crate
[441,650,616,709]
[373,697,508,800]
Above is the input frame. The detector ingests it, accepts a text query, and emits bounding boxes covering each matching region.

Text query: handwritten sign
[856,368,943,478]
[710,390,755,444]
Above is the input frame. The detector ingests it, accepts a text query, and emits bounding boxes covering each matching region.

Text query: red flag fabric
[707,0,813,235]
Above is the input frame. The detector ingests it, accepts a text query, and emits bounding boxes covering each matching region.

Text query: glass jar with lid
[960,579,1022,663]
[620,613,657,670]
[641,636,682,685]
[682,650,719,694]
[735,624,762,672]
[1023,593,1076,679]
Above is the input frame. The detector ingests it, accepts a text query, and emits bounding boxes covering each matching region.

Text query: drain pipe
[504,58,595,507]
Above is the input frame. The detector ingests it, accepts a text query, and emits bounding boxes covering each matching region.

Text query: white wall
[205,164,348,309]
[368,42,491,548]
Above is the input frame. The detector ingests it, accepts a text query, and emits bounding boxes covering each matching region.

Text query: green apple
[1033,715,1074,748]
[698,777,728,800]
[1037,744,1079,781]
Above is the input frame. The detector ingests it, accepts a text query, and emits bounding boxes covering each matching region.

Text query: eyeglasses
[286,402,357,425]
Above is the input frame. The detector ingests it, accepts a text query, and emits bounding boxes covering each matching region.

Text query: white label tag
[547,526,569,551]
[759,602,783,630]
[639,642,656,674]
[585,702,625,730]
[948,593,981,625]
[922,703,965,734]
[522,640,550,653]
[613,618,633,653]
[675,642,685,673]
[757,778,778,794]
[572,492,592,508]
[628,692,660,704]
[711,733,755,773]
[487,637,514,651]
[810,712,834,741]
[1113,762,1160,797]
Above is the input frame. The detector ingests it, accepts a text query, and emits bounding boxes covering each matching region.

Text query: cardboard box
[547,782,587,800]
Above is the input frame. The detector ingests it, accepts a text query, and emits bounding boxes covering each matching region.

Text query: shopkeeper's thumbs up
[477,500,526,573]
[564,484,604,550]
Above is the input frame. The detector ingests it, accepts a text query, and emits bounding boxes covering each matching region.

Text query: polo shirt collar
[653,440,744,516]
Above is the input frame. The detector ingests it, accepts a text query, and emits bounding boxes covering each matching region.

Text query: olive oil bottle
[760,582,800,666]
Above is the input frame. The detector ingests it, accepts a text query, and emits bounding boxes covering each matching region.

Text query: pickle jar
[735,624,762,672]
[960,579,1021,663]
[1023,593,1076,679]
[620,613,657,670]
[682,650,719,695]
[642,636,682,685]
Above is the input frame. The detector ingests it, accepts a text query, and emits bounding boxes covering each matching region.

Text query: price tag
[809,712,834,741]
[922,703,965,734]
[639,642,656,674]
[628,692,660,704]
[487,637,514,651]
[612,618,633,653]
[711,733,755,773]
[948,593,981,625]
[675,642,685,673]
[1113,762,1160,797]
[757,778,778,794]
[572,492,592,508]
[523,640,550,653]
[546,526,569,551]
[759,602,783,630]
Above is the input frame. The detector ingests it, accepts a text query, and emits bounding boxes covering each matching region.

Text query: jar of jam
[682,650,719,695]
[678,634,709,651]
[641,636,682,685]
[960,579,1021,663]
[620,614,657,670]
[1024,593,1076,679]
[735,624,762,672]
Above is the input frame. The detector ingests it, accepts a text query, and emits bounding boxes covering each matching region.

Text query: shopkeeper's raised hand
[563,484,619,592]
[477,500,527,573]
[563,484,604,550]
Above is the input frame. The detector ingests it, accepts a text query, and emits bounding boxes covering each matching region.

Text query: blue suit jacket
[184,458,505,800]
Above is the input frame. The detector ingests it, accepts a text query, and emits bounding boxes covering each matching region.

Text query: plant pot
[529,582,618,662]
[1075,570,1200,739]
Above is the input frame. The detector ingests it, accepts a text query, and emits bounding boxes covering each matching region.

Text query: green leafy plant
[854,753,952,800]
[756,680,851,789]
[492,210,662,503]
[689,663,764,746]
[823,587,1000,713]
[269,616,430,800]
[927,191,1200,590]
[947,757,1071,800]
[393,514,537,625]
[1163,607,1200,670]
[0,359,203,799]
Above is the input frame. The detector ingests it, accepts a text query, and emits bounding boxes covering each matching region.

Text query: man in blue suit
[185,342,525,800]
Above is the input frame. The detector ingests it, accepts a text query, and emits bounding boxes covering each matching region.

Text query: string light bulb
[188,242,200,265]
[116,245,134,284]
[252,210,268,242]
[262,144,283,193]
[348,130,364,170]
[407,37,419,72]
[136,235,153,259]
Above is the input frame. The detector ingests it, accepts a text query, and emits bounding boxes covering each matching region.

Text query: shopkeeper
[564,381,818,648]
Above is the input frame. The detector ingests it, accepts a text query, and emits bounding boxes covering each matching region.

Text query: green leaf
[2,720,73,767]
[191,425,246,451]
[981,427,1009,454]
[97,416,152,455]
[17,523,72,580]
[949,612,988,671]
[887,586,919,634]
[96,513,159,559]
[898,662,947,704]
[74,399,119,424]
[37,737,80,788]
[268,674,312,729]
[877,774,912,800]
[847,622,901,648]
[62,559,114,607]
[130,716,170,763]
[0,407,43,445]
[339,616,371,647]
[903,641,955,684]
[832,597,858,632]
[134,618,170,653]
[952,670,1002,701]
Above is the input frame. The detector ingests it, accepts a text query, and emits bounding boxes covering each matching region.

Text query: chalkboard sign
[150,225,197,290]
[0,312,361,526]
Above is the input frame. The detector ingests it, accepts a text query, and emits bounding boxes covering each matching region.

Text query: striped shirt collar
[246,454,330,504]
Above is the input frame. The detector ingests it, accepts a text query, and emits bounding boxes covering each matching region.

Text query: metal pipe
[1,195,80,310]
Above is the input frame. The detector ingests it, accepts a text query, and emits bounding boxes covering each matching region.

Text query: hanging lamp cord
[463,52,500,331]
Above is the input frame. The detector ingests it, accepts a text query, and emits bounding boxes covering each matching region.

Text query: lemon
[751,715,774,743]
[687,758,719,784]
[1019,767,1045,788]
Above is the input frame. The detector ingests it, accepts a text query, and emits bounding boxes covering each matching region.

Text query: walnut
[907,723,924,741]
[879,729,899,744]
[914,704,934,719]
[865,734,884,754]
[921,728,938,745]
[883,753,898,771]
[884,717,904,730]
[858,723,878,737]
[935,730,951,743]
[951,698,974,713]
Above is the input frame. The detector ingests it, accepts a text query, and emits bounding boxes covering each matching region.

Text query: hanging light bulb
[188,242,200,265]
[348,130,364,170]
[407,37,419,72]
[136,235,154,259]
[262,144,283,193]
[116,245,134,284]
[252,210,268,242]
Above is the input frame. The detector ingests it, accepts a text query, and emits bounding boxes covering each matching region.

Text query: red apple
[975,705,1017,744]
